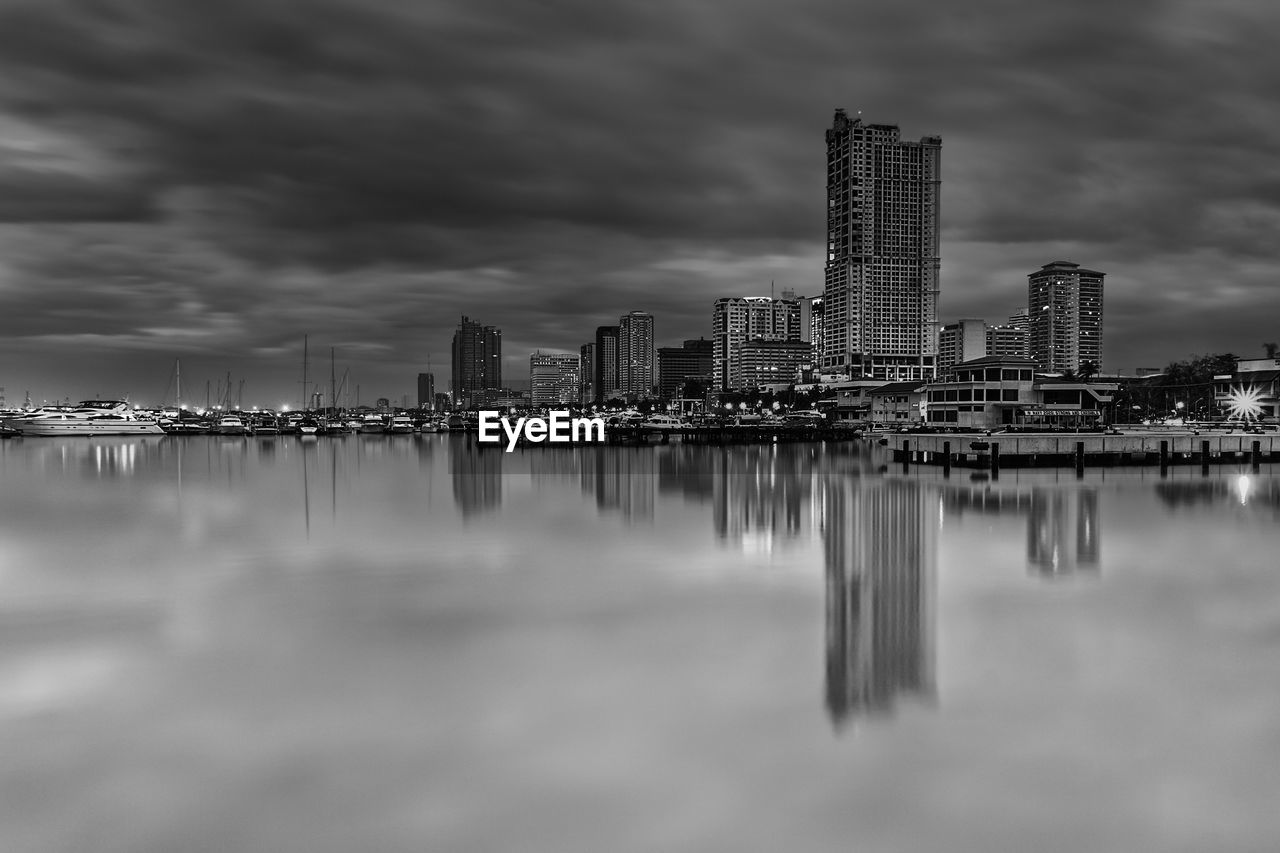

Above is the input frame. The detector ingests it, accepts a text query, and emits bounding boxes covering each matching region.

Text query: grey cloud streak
[2,0,1280,402]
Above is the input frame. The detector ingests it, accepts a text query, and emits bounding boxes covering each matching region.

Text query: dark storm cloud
[3,0,1280,400]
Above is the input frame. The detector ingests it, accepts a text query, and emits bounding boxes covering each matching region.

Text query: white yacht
[385,415,415,434]
[640,414,688,431]
[14,401,166,436]
[215,414,252,436]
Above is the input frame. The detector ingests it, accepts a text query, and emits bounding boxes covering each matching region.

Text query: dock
[890,432,1280,474]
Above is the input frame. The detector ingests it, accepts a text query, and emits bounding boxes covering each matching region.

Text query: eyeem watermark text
[478,410,605,452]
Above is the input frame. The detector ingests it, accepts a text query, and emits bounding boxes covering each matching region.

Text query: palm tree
[1077,360,1099,382]
[1264,342,1278,359]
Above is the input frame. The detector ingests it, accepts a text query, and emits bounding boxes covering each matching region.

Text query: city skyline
[4,2,1280,402]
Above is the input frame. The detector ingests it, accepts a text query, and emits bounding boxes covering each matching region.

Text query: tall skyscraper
[451,316,502,408]
[529,351,581,406]
[579,342,595,404]
[823,111,941,381]
[712,296,802,391]
[617,311,655,398]
[593,325,619,402]
[800,296,825,364]
[1027,261,1104,374]
[416,372,435,409]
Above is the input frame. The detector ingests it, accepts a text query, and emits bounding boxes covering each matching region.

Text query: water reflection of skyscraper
[823,479,937,728]
[1027,490,1099,575]
[712,445,837,550]
[941,486,1101,577]
[579,448,655,522]
[450,443,503,518]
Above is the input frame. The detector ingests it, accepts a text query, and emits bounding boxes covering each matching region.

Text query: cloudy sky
[2,0,1279,406]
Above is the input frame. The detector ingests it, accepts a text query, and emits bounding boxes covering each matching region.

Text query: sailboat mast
[330,348,336,417]
[176,359,182,408]
[302,334,310,411]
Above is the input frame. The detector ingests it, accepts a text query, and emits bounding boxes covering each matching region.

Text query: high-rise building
[617,311,655,398]
[656,338,714,400]
[1007,307,1029,334]
[451,316,502,408]
[417,372,436,409]
[712,296,803,391]
[823,111,941,381]
[529,352,581,407]
[1027,261,1104,374]
[800,296,825,364]
[937,319,987,372]
[579,342,595,405]
[738,340,812,389]
[985,323,1030,359]
[593,325,619,402]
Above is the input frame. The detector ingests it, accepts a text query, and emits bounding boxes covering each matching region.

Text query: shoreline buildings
[529,352,581,406]
[618,311,656,398]
[593,325,619,402]
[712,295,803,391]
[823,111,941,381]
[657,338,713,400]
[1027,261,1105,374]
[451,316,502,408]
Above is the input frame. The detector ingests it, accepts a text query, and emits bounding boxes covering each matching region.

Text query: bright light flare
[1225,385,1265,421]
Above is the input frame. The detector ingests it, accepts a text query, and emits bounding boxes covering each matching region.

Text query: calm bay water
[1,434,1279,852]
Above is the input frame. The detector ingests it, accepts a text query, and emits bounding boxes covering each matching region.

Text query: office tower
[451,316,502,408]
[800,296,825,364]
[656,338,714,400]
[712,296,803,391]
[937,319,987,371]
[579,342,595,404]
[417,372,435,409]
[1027,261,1105,373]
[738,340,812,388]
[985,323,1030,359]
[594,325,619,402]
[529,352,581,406]
[823,111,942,381]
[823,478,937,727]
[617,311,655,398]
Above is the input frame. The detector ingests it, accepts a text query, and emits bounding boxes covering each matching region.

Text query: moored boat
[215,415,252,436]
[14,401,166,436]
[385,415,415,434]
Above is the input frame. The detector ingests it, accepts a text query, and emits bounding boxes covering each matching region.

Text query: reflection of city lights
[1225,386,1265,420]
[1236,474,1252,505]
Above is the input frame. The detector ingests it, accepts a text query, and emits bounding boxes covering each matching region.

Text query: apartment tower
[823,111,941,380]
[451,316,502,408]
[1026,261,1104,374]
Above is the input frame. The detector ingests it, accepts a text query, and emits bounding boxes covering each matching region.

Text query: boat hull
[17,421,166,436]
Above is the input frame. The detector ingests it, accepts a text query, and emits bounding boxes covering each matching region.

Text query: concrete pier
[892,432,1280,469]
